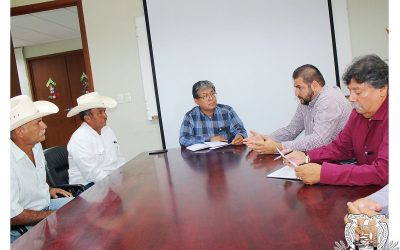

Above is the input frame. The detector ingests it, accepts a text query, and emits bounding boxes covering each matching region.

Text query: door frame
[11,0,94,89]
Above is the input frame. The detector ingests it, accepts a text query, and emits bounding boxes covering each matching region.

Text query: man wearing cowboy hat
[67,92,126,187]
[10,95,73,243]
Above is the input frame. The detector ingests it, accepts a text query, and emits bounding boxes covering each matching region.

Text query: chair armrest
[337,158,357,165]
[11,225,29,236]
[52,184,86,197]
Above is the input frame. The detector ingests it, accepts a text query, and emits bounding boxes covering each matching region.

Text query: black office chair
[44,146,86,197]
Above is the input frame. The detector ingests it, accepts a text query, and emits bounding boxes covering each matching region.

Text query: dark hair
[192,80,216,99]
[342,54,388,88]
[79,109,92,121]
[292,64,325,86]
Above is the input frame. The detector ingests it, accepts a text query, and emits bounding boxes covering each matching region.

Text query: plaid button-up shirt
[270,86,352,151]
[179,104,247,147]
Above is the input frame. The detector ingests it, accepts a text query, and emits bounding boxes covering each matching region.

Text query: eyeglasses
[198,92,217,100]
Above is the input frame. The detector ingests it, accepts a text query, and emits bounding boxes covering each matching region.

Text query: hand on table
[209,135,228,142]
[294,163,321,185]
[244,132,281,154]
[231,135,244,145]
[243,130,270,144]
[284,151,307,166]
[50,188,73,198]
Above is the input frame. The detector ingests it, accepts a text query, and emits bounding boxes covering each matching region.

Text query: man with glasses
[244,64,352,154]
[179,80,247,147]
[286,55,388,186]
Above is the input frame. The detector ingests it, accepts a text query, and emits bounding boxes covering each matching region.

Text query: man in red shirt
[286,55,388,186]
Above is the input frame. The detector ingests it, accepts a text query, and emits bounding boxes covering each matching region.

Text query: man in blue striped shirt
[179,80,247,147]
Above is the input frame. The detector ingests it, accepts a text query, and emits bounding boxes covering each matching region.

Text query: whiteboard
[145,0,337,148]
[136,16,158,121]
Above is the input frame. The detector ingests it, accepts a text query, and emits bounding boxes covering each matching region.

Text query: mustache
[352,103,363,110]
[39,129,46,136]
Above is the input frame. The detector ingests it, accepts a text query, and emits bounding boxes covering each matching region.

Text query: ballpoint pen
[275,147,299,168]
[273,150,293,160]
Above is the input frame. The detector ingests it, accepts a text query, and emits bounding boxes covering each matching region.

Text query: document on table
[267,165,299,180]
[186,141,229,151]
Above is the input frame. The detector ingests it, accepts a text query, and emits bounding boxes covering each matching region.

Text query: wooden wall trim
[11,0,77,16]
[76,0,94,87]
[26,49,83,61]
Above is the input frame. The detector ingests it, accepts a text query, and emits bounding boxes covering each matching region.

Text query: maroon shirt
[308,97,388,186]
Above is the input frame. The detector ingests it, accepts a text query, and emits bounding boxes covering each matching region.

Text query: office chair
[10,146,86,240]
[44,146,86,197]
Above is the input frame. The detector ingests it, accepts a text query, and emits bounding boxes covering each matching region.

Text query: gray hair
[192,80,216,99]
[342,54,388,88]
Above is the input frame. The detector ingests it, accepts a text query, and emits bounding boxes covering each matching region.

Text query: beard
[298,87,314,106]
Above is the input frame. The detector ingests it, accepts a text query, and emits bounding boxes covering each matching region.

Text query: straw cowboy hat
[10,95,59,131]
[67,92,117,117]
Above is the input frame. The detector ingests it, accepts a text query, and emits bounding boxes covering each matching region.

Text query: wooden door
[65,51,94,127]
[28,50,90,149]
[10,36,21,97]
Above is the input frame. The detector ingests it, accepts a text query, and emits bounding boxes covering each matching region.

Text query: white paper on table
[186,141,229,151]
[204,141,229,149]
[267,165,299,180]
[186,143,211,151]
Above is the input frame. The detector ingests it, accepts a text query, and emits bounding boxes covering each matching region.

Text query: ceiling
[11,6,81,48]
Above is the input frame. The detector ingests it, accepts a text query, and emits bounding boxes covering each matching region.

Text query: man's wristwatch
[304,151,310,164]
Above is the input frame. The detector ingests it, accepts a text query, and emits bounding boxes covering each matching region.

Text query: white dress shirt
[68,122,126,185]
[10,141,50,218]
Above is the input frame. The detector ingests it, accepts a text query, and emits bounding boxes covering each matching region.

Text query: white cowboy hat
[10,95,59,131]
[67,92,117,117]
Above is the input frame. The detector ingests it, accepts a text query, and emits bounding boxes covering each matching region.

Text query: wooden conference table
[12,146,380,249]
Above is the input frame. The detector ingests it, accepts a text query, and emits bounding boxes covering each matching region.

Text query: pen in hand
[273,150,293,160]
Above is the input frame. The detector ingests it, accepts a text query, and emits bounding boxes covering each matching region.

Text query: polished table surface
[12,146,380,249]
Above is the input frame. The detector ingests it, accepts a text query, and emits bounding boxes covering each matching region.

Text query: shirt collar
[198,105,219,118]
[307,86,325,108]
[82,121,103,136]
[370,96,388,121]
[10,140,40,162]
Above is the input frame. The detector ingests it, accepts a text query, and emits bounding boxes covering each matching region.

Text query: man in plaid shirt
[244,64,352,153]
[179,80,247,147]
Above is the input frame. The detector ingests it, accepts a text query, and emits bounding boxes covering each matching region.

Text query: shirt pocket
[105,141,119,164]
[94,145,106,163]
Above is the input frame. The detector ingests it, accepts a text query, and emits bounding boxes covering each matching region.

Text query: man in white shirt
[67,92,126,187]
[10,95,73,243]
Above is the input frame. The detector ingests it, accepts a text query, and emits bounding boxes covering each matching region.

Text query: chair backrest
[44,146,69,186]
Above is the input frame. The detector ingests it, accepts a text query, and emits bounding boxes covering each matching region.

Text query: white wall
[11,0,163,161]
[347,0,388,60]
[11,0,49,6]
[14,48,32,98]
[81,0,162,160]
[331,0,353,96]
[146,0,339,148]
[23,37,82,58]
[11,0,388,159]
